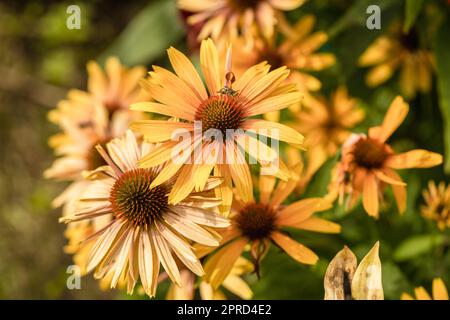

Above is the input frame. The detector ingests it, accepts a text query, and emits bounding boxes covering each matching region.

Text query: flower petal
[271,231,318,265]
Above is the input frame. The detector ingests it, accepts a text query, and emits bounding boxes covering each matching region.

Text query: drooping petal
[270,231,318,265]
[204,238,247,289]
[362,173,379,218]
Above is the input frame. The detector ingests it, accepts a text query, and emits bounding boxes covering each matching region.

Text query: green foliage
[404,0,424,32]
[435,18,450,173]
[99,0,185,66]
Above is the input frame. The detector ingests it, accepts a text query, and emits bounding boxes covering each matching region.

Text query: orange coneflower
[178,0,305,48]
[288,87,364,191]
[421,181,450,230]
[359,22,434,99]
[401,278,449,300]
[201,166,340,289]
[232,15,335,119]
[329,96,442,218]
[60,130,229,297]
[166,257,254,300]
[131,39,304,214]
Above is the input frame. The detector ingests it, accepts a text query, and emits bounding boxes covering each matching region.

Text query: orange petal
[362,173,379,218]
[383,169,407,214]
[270,231,318,265]
[386,150,443,169]
[432,278,449,300]
[375,96,409,142]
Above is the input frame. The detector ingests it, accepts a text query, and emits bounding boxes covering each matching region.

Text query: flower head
[178,0,305,48]
[49,57,147,126]
[131,39,304,214]
[288,87,364,191]
[421,181,450,230]
[60,130,230,297]
[401,278,449,300]
[359,22,434,98]
[329,96,442,218]
[45,58,146,216]
[232,15,335,117]
[201,166,340,289]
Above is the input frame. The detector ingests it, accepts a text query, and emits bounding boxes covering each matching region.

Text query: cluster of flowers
[45,0,449,299]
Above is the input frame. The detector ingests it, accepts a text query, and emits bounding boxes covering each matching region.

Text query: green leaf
[381,262,410,300]
[393,234,444,262]
[403,0,424,32]
[435,19,450,173]
[98,0,184,66]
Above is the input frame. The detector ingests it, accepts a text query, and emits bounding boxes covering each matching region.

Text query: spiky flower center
[196,95,244,139]
[235,203,277,240]
[109,168,169,228]
[352,138,389,169]
[229,0,260,11]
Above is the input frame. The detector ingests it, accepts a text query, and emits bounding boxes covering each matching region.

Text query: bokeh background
[0,0,449,299]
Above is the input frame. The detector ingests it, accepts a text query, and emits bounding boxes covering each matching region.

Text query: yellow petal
[362,173,379,218]
[375,96,409,142]
[270,231,318,265]
[414,286,432,300]
[200,39,221,96]
[167,46,208,99]
[386,150,443,169]
[204,238,247,289]
[432,278,449,300]
[294,216,341,234]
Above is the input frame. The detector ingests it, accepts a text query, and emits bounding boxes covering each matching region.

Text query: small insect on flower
[218,86,239,97]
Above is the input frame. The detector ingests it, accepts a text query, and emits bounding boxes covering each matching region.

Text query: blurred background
[0,0,449,299]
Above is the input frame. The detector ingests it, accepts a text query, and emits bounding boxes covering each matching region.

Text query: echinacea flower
[359,23,434,98]
[166,257,254,300]
[45,58,146,216]
[401,278,449,300]
[324,242,383,300]
[421,181,450,230]
[131,39,304,214]
[48,57,146,126]
[60,130,230,297]
[288,87,364,191]
[201,166,340,289]
[232,15,335,119]
[329,96,442,218]
[178,0,305,48]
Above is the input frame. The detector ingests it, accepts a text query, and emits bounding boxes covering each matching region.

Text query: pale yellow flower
[421,181,450,230]
[60,130,230,297]
[359,23,434,99]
